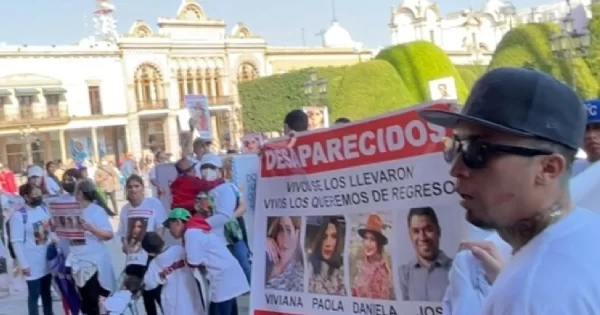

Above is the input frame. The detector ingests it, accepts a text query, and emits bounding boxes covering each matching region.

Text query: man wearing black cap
[419,67,600,314]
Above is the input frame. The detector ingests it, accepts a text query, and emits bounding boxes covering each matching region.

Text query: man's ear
[538,153,566,183]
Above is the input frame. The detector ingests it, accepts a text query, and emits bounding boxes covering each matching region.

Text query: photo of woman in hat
[349,212,395,300]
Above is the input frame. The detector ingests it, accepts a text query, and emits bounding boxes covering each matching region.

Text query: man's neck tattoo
[498,199,570,253]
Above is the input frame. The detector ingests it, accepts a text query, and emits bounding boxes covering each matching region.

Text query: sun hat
[358,214,388,246]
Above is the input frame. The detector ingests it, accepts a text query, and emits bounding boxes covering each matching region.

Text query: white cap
[28,165,44,178]
[200,153,222,168]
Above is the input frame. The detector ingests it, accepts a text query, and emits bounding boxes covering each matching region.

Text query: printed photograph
[396,206,464,302]
[33,219,50,245]
[241,133,264,154]
[222,157,234,181]
[304,216,347,296]
[127,217,149,254]
[65,216,75,229]
[264,216,304,292]
[428,77,457,101]
[348,212,395,300]
[303,106,329,130]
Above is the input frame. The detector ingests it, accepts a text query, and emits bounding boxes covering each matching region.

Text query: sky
[0,0,559,48]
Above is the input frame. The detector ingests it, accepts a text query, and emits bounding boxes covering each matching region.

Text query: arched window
[237,62,258,82]
[134,63,164,110]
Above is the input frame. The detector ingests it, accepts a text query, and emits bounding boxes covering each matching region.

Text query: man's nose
[449,154,469,179]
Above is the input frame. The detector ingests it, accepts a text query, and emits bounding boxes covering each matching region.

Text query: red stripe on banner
[254,310,306,315]
[261,102,453,178]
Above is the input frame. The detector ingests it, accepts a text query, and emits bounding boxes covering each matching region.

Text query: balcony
[137,99,168,111]
[179,95,233,109]
[0,104,69,128]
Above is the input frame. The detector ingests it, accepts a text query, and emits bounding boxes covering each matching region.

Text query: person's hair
[334,117,351,124]
[193,138,211,151]
[141,231,165,255]
[126,174,144,188]
[309,216,344,277]
[284,109,309,132]
[407,207,440,229]
[75,179,116,216]
[19,183,40,198]
[525,138,577,187]
[123,275,143,293]
[62,168,83,194]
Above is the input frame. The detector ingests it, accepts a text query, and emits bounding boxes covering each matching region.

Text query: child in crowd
[142,231,204,315]
[165,208,249,315]
[100,275,142,315]
[169,159,224,213]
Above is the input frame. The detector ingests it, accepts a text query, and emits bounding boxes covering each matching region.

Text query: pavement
[0,190,251,315]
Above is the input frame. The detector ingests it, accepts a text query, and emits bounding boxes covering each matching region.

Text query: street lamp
[20,124,39,165]
[550,2,591,90]
[303,68,328,106]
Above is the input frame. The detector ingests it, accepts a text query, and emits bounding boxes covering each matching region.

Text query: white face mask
[201,168,220,181]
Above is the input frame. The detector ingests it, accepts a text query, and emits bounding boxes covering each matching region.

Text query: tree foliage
[586,3,600,86]
[376,41,469,102]
[489,22,598,99]
[455,65,487,89]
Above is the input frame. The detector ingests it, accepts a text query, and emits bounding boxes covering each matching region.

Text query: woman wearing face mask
[26,166,49,197]
[9,183,53,315]
[118,174,167,315]
[67,179,116,315]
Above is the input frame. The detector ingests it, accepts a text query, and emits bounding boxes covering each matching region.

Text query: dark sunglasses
[444,136,553,169]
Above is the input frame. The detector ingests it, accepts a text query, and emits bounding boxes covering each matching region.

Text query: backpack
[7,204,48,259]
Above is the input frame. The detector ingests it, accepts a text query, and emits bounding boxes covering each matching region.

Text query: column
[169,75,179,110]
[136,78,143,103]
[91,127,99,162]
[59,130,67,163]
[25,139,33,165]
[192,74,198,94]
[127,84,137,113]
[183,74,188,95]
[201,70,208,96]
[0,137,7,164]
[43,133,52,162]
[210,69,217,101]
[126,116,142,158]
[150,81,156,103]
[220,72,230,96]
[163,115,181,156]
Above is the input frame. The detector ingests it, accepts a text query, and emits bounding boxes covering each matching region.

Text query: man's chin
[466,213,495,231]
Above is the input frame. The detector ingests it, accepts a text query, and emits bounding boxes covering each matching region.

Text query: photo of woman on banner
[303,106,327,130]
[127,217,148,254]
[305,216,347,295]
[241,133,264,154]
[264,216,304,292]
[350,213,395,300]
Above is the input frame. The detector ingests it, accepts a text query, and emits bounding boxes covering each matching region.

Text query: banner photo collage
[251,102,470,315]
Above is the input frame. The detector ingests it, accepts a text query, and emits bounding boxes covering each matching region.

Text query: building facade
[389,0,591,65]
[0,0,371,171]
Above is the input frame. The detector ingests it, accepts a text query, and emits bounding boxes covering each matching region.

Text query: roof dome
[482,0,507,15]
[323,21,355,48]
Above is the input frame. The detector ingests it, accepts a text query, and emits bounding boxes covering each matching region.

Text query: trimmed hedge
[455,65,487,89]
[327,60,419,120]
[238,62,417,132]
[239,67,346,133]
[489,22,598,99]
[376,41,469,102]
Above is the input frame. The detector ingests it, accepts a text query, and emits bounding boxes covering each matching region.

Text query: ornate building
[389,0,591,65]
[0,0,371,171]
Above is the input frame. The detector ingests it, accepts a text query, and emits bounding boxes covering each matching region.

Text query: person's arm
[86,206,114,241]
[143,259,164,290]
[206,185,236,229]
[8,212,29,269]
[149,167,159,188]
[152,199,167,238]
[184,229,209,267]
[233,196,246,218]
[444,251,482,315]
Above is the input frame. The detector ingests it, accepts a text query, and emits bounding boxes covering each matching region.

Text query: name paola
[264,294,441,315]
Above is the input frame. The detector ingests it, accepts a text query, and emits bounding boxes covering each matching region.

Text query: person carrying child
[165,208,249,315]
[141,231,204,315]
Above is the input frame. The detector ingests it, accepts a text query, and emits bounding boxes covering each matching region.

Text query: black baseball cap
[419,67,586,150]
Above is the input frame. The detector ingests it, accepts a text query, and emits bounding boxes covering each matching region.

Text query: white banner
[225,154,259,249]
[251,101,469,315]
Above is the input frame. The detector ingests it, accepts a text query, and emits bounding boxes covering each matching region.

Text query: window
[88,86,102,115]
[18,96,33,119]
[18,96,33,106]
[46,95,59,106]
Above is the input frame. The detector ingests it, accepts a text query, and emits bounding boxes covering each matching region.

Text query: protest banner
[225,154,259,248]
[251,101,469,315]
[185,94,211,139]
[154,163,178,213]
[242,133,265,154]
[48,201,85,245]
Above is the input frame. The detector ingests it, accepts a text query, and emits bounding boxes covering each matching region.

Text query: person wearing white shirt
[442,232,511,315]
[43,162,62,196]
[149,151,168,199]
[166,208,249,315]
[118,174,167,315]
[67,179,116,315]
[9,183,53,315]
[419,68,600,314]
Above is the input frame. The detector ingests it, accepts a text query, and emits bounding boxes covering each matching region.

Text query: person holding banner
[419,67,600,314]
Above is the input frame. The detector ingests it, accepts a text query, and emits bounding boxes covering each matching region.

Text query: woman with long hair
[68,179,116,315]
[264,216,304,292]
[118,174,167,315]
[308,216,347,295]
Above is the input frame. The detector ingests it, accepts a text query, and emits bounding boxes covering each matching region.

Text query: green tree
[586,3,600,86]
[489,22,598,99]
[376,41,469,102]
[455,65,487,89]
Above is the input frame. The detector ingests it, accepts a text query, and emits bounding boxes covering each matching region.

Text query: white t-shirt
[8,205,52,280]
[205,183,238,245]
[118,197,167,266]
[44,176,62,196]
[145,245,205,314]
[482,207,600,314]
[185,228,249,302]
